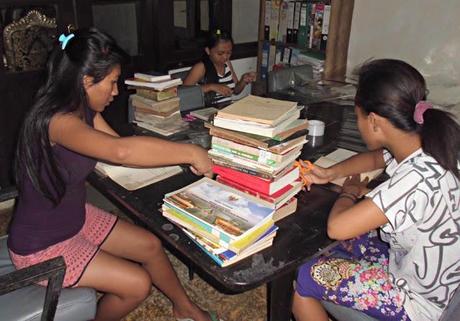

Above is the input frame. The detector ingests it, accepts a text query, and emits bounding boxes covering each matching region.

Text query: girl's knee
[125,269,152,302]
[143,233,163,254]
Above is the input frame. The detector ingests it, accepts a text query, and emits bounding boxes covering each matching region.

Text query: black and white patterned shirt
[367,149,460,321]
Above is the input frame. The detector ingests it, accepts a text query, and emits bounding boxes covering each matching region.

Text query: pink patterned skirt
[9,203,118,287]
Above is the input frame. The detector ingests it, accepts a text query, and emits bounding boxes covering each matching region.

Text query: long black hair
[355,59,460,178]
[15,28,127,205]
[202,29,233,85]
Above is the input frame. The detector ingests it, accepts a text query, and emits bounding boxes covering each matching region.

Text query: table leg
[267,270,296,321]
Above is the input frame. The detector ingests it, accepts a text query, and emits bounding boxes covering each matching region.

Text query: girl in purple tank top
[9,28,220,321]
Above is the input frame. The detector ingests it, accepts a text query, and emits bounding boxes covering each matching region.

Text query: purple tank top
[8,109,97,255]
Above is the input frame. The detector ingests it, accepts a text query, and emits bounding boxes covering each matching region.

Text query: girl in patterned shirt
[183,29,256,107]
[293,59,460,321]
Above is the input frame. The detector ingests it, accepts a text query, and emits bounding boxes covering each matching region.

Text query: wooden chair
[0,186,97,321]
[2,10,57,71]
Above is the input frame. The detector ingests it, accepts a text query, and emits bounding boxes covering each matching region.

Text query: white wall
[346,0,460,107]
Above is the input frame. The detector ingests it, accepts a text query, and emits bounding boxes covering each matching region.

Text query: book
[213,164,300,196]
[216,95,299,126]
[206,123,308,151]
[162,205,275,254]
[133,105,178,118]
[208,148,300,175]
[125,77,182,91]
[216,175,302,210]
[209,152,297,180]
[189,107,219,121]
[273,197,297,222]
[163,177,275,252]
[134,112,189,136]
[263,0,271,40]
[133,73,171,82]
[131,95,180,113]
[135,88,178,101]
[95,162,183,191]
[211,136,303,167]
[314,148,384,186]
[182,225,278,267]
[213,112,301,138]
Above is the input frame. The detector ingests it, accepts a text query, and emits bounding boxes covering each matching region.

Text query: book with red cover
[216,175,302,209]
[212,164,299,195]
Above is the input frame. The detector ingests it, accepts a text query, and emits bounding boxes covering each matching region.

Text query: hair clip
[413,100,433,125]
[58,33,75,50]
[216,29,221,35]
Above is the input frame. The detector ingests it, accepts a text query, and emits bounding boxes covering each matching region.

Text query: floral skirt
[9,203,118,288]
[296,231,411,321]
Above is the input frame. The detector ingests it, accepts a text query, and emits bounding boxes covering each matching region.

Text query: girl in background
[293,59,460,321]
[8,28,221,321]
[183,29,256,107]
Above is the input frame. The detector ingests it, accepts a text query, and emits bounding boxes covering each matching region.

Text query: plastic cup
[308,120,325,136]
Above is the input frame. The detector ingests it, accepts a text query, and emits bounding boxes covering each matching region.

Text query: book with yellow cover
[216,95,299,126]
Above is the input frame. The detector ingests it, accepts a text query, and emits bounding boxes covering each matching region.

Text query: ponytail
[355,59,460,179]
[420,109,460,179]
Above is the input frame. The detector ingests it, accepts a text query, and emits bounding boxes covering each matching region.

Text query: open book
[314,148,384,186]
[95,162,183,191]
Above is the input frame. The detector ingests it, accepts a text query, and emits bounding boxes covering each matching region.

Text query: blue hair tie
[58,33,75,50]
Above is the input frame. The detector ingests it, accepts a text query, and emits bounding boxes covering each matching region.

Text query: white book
[213,112,301,138]
[125,78,182,91]
[95,162,183,191]
[134,73,171,82]
[314,148,384,186]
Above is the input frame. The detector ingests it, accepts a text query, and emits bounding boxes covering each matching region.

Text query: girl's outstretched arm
[49,112,213,176]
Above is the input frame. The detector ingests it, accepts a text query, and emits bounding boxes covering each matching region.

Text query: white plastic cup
[308,120,325,136]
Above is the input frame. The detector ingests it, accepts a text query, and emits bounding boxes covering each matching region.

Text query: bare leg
[292,292,329,321]
[98,219,211,321]
[78,251,152,321]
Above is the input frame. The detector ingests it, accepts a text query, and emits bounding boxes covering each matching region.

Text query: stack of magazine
[125,73,189,136]
[208,95,308,222]
[162,177,278,267]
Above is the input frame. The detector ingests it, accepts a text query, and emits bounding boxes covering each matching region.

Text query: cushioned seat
[0,235,97,321]
[322,287,460,321]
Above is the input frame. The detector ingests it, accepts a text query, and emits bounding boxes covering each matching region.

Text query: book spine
[162,205,233,244]
[135,89,177,102]
[184,230,225,267]
[208,149,277,173]
[216,175,275,203]
[269,0,280,41]
[260,41,270,80]
[264,0,271,41]
[210,129,268,150]
[227,219,274,254]
[210,157,274,180]
[211,142,282,167]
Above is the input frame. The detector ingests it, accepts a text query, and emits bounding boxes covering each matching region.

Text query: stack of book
[162,177,278,267]
[125,73,189,136]
[208,95,308,222]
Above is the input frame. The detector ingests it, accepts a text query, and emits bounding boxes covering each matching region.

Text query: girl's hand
[302,165,334,191]
[341,175,370,198]
[212,84,233,96]
[241,72,256,84]
[189,146,213,178]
